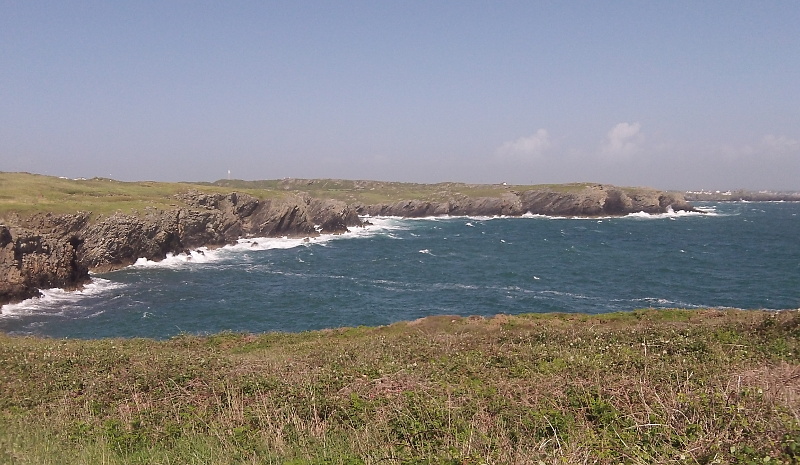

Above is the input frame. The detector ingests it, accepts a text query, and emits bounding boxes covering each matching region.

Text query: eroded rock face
[308,198,362,234]
[357,185,696,218]
[0,185,694,306]
[0,215,90,304]
[0,192,364,306]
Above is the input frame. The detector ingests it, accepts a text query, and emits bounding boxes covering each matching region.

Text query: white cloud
[762,134,800,154]
[495,129,552,161]
[601,122,643,158]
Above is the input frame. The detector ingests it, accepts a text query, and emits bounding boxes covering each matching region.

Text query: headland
[1,172,696,306]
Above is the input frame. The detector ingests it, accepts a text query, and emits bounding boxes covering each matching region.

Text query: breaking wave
[2,200,796,338]
[129,219,403,270]
[0,278,125,318]
[624,207,715,220]
[1,220,401,316]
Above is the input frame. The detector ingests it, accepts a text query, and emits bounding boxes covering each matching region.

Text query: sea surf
[1,202,798,339]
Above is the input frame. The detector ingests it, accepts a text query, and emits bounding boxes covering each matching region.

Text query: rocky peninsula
[0,173,696,307]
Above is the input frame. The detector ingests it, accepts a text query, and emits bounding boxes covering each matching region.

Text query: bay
[2,202,798,339]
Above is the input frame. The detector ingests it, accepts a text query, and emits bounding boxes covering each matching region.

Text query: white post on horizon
[228,169,231,180]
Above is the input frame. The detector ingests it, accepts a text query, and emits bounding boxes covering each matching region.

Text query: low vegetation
[1,308,799,464]
[0,171,594,218]
[0,172,277,217]
[208,178,595,205]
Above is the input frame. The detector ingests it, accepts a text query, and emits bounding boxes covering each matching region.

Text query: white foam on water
[130,248,216,269]
[0,277,125,318]
[127,219,404,270]
[523,208,720,221]
[623,207,713,220]
[360,215,420,225]
[521,212,549,218]
[0,221,408,316]
[370,214,507,222]
[620,296,706,309]
[356,207,721,225]
[537,289,598,301]
[131,235,335,270]
[694,205,721,214]
[356,216,416,233]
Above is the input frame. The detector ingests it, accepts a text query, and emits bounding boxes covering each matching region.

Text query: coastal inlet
[2,201,798,338]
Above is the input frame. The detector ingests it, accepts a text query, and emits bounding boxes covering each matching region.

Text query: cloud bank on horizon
[1,2,798,190]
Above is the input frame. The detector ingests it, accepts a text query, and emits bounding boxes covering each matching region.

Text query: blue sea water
[2,202,799,339]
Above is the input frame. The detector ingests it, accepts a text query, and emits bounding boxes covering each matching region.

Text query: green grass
[0,172,284,218]
[210,178,598,204]
[1,172,603,218]
[0,173,207,217]
[2,308,799,464]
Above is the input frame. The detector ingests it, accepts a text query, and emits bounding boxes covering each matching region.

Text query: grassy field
[0,172,597,218]
[0,172,279,217]
[1,309,799,464]
[208,178,597,205]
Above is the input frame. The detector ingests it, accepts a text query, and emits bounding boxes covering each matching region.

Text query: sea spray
[1,202,798,338]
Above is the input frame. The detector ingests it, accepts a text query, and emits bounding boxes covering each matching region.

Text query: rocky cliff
[356,184,695,218]
[0,214,90,304]
[1,192,361,305]
[0,185,694,307]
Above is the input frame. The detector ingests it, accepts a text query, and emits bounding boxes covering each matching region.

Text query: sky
[1,1,799,191]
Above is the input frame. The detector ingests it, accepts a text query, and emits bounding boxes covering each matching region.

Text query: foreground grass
[1,309,799,464]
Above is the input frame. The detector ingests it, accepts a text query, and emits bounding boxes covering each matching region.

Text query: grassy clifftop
[0,172,279,217]
[2,308,799,464]
[209,178,597,205]
[0,172,596,217]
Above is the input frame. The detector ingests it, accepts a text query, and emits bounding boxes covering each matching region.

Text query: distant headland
[684,189,800,202]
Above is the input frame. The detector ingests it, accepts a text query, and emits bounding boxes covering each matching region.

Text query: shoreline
[1,173,697,307]
[2,208,709,315]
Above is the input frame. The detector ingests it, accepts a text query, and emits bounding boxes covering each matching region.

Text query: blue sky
[2,1,798,190]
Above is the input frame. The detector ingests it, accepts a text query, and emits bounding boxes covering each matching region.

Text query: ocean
[1,202,798,339]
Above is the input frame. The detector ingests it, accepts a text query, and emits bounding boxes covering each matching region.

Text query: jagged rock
[0,189,372,305]
[0,220,89,304]
[308,198,361,234]
[0,185,694,307]
[356,185,695,218]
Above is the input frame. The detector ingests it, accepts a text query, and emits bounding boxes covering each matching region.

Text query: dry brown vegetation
[1,308,799,464]
[0,171,593,218]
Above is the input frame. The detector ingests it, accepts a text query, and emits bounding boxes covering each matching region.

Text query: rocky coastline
[1,184,695,307]
[683,190,800,202]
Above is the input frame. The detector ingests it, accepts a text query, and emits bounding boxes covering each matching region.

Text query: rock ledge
[0,185,695,307]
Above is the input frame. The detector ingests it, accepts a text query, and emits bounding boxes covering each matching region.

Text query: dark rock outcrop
[357,185,695,218]
[308,198,361,234]
[0,214,90,304]
[1,192,363,306]
[0,185,695,307]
